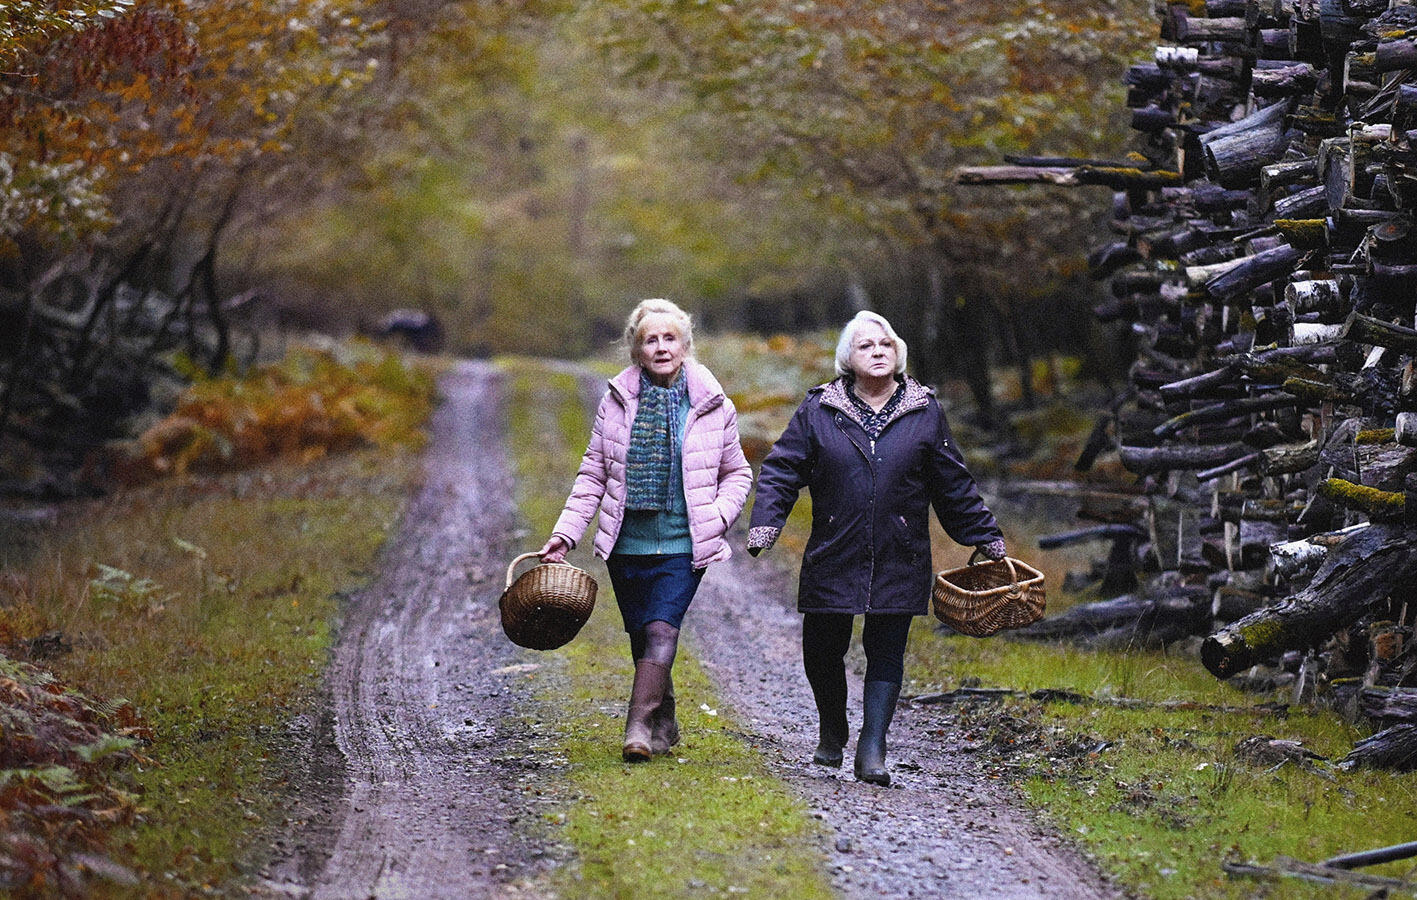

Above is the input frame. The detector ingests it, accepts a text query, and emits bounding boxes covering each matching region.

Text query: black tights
[801,612,912,688]
[629,619,680,667]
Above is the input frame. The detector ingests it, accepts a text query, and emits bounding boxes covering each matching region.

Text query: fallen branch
[1339,723,1417,771]
[1321,840,1417,870]
[907,686,1283,716]
[1028,688,1282,715]
[1223,857,1415,892]
[908,687,1022,705]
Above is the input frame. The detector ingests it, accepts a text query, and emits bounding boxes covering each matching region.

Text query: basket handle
[505,552,546,589]
[967,550,1023,594]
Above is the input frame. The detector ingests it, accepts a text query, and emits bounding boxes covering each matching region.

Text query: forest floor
[253,358,1124,899]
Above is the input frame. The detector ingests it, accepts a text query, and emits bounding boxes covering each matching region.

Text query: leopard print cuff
[979,538,1007,561]
[747,526,781,550]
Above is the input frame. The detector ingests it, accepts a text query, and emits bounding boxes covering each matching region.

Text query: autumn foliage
[110,342,435,483]
[0,654,150,896]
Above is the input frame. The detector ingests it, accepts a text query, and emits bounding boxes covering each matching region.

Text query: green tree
[583,0,1152,416]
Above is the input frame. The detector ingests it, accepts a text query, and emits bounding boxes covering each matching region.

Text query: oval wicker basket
[932,556,1046,638]
[498,552,598,650]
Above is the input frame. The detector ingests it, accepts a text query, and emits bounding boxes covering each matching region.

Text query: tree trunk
[1341,311,1417,354]
[1204,243,1305,301]
[1272,185,1328,219]
[1317,477,1405,519]
[1199,100,1294,187]
[1154,393,1302,438]
[1159,365,1238,401]
[1284,278,1342,314]
[1266,523,1368,581]
[1359,686,1417,723]
[1013,589,1209,645]
[1251,63,1320,97]
[1339,723,1417,771]
[1375,38,1417,74]
[1201,524,1417,678]
[1259,439,1321,475]
[1119,441,1253,474]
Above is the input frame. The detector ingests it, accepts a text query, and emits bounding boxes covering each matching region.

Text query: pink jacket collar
[608,360,727,411]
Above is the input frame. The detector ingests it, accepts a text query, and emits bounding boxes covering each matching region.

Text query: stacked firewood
[957,0,1417,767]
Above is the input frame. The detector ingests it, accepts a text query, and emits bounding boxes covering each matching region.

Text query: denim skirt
[606,553,705,632]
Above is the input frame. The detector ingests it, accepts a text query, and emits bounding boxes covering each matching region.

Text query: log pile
[957,0,1417,761]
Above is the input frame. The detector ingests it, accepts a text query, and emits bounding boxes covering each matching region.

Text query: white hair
[623,298,694,365]
[834,310,908,376]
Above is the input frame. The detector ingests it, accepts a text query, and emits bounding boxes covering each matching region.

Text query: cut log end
[1201,629,1253,678]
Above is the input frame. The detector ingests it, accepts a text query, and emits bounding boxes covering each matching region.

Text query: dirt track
[257,359,1123,899]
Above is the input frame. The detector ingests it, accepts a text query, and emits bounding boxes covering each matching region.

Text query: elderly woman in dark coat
[747,310,1007,786]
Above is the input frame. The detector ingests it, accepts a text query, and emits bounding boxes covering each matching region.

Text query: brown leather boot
[623,660,670,762]
[650,670,679,755]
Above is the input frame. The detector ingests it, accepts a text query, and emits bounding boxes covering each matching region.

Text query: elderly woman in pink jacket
[539,298,752,762]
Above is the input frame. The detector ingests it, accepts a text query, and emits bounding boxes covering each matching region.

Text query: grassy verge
[498,356,833,899]
[0,342,435,895]
[1,448,419,895]
[908,609,1417,898]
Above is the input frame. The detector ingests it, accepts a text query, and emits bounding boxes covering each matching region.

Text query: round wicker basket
[498,552,597,650]
[932,556,1045,638]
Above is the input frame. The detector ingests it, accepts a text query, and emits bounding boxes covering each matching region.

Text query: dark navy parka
[747,376,1003,616]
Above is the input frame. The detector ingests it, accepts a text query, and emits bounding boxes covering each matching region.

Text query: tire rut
[257,360,554,898]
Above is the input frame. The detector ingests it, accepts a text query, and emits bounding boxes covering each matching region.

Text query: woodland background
[1,0,1155,486]
[11,3,1417,897]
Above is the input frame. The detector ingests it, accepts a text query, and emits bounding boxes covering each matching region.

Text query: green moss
[1356,428,1395,444]
[1235,617,1282,652]
[1319,477,1405,514]
[1077,166,1184,187]
[1272,218,1328,249]
[1282,377,1353,403]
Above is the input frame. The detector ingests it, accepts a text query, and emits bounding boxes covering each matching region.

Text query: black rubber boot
[854,680,900,786]
[804,657,848,767]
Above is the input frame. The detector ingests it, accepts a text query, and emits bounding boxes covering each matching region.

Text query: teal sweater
[613,391,692,556]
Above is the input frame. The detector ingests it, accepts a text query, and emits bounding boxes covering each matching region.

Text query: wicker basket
[932,556,1046,638]
[498,552,598,650]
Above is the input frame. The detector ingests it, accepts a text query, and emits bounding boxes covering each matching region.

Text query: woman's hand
[539,535,570,563]
[977,538,1007,561]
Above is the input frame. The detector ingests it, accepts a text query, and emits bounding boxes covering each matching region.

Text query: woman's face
[637,313,687,384]
[847,321,897,380]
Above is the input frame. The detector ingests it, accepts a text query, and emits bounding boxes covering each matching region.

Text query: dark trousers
[801,612,913,686]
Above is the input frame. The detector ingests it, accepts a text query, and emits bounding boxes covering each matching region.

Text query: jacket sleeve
[927,402,1005,549]
[551,393,612,548]
[713,398,754,528]
[747,396,816,551]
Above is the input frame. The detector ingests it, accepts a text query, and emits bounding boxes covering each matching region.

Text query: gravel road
[256,358,1124,899]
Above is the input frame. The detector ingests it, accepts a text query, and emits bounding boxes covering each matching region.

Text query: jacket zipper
[837,413,877,612]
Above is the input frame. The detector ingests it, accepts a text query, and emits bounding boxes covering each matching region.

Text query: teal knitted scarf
[625,368,687,511]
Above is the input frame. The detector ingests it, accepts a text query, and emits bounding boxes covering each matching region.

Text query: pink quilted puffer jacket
[552,360,753,569]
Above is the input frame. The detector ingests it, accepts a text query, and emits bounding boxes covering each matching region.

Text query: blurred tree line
[1,0,1150,487]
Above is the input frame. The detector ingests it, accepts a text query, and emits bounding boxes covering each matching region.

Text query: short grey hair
[834,310,908,376]
[623,298,694,365]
